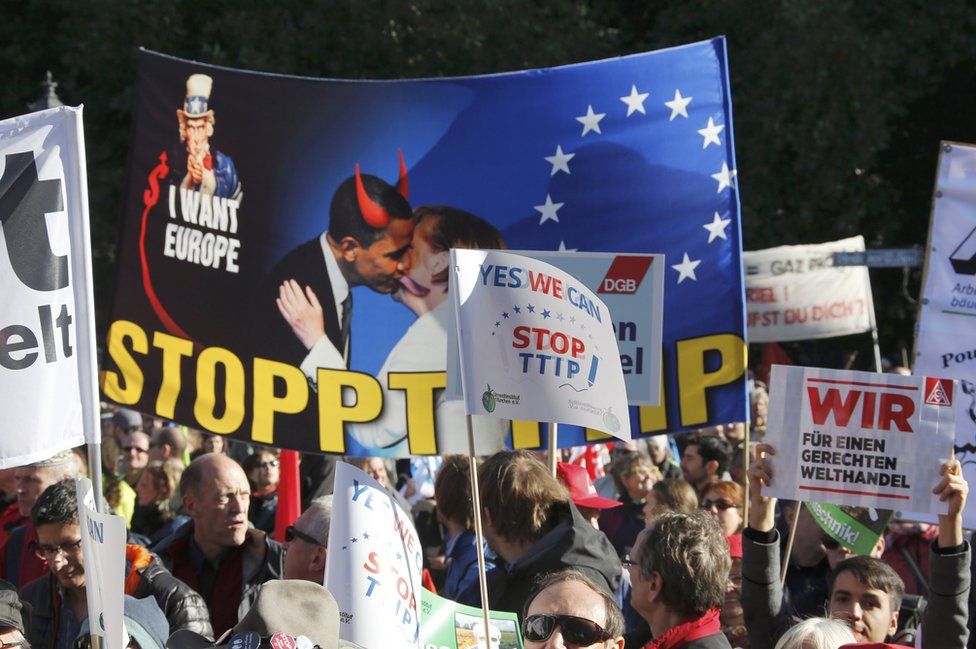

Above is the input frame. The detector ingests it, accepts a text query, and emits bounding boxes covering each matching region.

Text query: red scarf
[644,608,722,649]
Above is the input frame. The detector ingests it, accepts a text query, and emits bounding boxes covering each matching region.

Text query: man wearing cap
[155,454,283,638]
[556,462,621,530]
[0,450,79,589]
[108,410,145,449]
[171,74,241,200]
[21,480,211,649]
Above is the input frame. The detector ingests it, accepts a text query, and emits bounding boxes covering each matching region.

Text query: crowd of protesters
[0,377,969,649]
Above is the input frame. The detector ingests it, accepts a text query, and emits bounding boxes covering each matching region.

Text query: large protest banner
[744,236,874,343]
[451,249,632,439]
[326,462,423,649]
[914,141,976,527]
[76,478,127,649]
[101,40,747,457]
[765,365,955,511]
[0,106,100,466]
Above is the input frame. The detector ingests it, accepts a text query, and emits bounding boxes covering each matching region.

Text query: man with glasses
[20,480,211,649]
[0,451,79,589]
[521,569,624,649]
[283,496,332,583]
[122,431,152,486]
[626,510,732,648]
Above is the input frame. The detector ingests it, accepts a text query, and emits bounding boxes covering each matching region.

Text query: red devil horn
[396,148,409,200]
[355,163,390,228]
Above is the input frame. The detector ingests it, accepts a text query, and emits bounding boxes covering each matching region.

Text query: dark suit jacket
[255,237,344,368]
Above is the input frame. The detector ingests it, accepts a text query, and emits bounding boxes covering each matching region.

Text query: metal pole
[871,327,883,373]
[466,415,493,639]
[742,429,750,528]
[780,503,802,585]
[87,443,105,514]
[547,422,559,476]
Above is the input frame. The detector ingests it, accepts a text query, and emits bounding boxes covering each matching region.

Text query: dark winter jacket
[21,544,212,649]
[461,501,621,620]
[154,520,284,637]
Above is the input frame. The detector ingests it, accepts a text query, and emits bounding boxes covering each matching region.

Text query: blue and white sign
[451,249,631,439]
[76,478,128,649]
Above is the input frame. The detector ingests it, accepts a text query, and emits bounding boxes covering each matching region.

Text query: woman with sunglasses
[521,568,624,649]
[243,449,280,534]
[700,482,746,649]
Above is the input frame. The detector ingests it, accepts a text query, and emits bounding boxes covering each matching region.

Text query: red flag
[273,450,302,542]
[758,342,792,386]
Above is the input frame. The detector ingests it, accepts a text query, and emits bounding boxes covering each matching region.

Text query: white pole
[466,415,493,639]
[548,422,559,476]
[871,327,883,373]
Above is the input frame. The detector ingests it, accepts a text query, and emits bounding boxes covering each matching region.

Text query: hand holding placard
[934,458,968,548]
[747,443,777,533]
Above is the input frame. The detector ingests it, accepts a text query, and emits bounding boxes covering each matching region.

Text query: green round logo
[603,407,621,433]
[482,385,496,413]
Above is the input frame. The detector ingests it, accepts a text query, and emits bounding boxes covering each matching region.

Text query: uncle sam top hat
[179,74,214,118]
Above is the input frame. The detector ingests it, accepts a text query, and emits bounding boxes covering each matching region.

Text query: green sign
[420,590,523,649]
[805,501,893,556]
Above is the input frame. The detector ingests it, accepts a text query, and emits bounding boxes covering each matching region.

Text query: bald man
[154,454,284,637]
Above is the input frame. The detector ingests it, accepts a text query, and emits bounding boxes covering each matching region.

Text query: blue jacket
[442,529,494,602]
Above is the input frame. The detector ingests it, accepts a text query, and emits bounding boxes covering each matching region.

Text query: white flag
[76,478,128,649]
[325,462,423,649]
[450,249,631,439]
[0,106,99,466]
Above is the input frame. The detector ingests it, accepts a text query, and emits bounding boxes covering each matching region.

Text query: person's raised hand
[276,279,326,350]
[748,443,778,533]
[934,457,968,548]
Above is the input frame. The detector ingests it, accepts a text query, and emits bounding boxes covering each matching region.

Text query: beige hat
[31,449,76,468]
[167,581,340,649]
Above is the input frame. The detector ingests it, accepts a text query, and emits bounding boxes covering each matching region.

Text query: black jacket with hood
[460,501,622,620]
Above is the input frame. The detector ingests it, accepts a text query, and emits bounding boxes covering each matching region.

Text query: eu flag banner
[103,39,747,457]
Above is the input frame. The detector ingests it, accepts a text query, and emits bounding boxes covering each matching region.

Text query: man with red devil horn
[257,151,414,375]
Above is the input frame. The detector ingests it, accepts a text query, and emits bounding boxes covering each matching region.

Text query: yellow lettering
[317,369,382,454]
[252,358,309,444]
[101,320,147,404]
[152,332,193,418]
[676,334,746,426]
[389,372,444,455]
[512,420,542,449]
[194,347,245,434]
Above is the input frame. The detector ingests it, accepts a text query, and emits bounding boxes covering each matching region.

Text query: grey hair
[773,618,855,649]
[301,495,333,546]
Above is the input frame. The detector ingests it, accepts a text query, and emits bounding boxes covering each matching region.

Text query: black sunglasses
[285,525,326,547]
[523,614,612,645]
[701,498,738,511]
